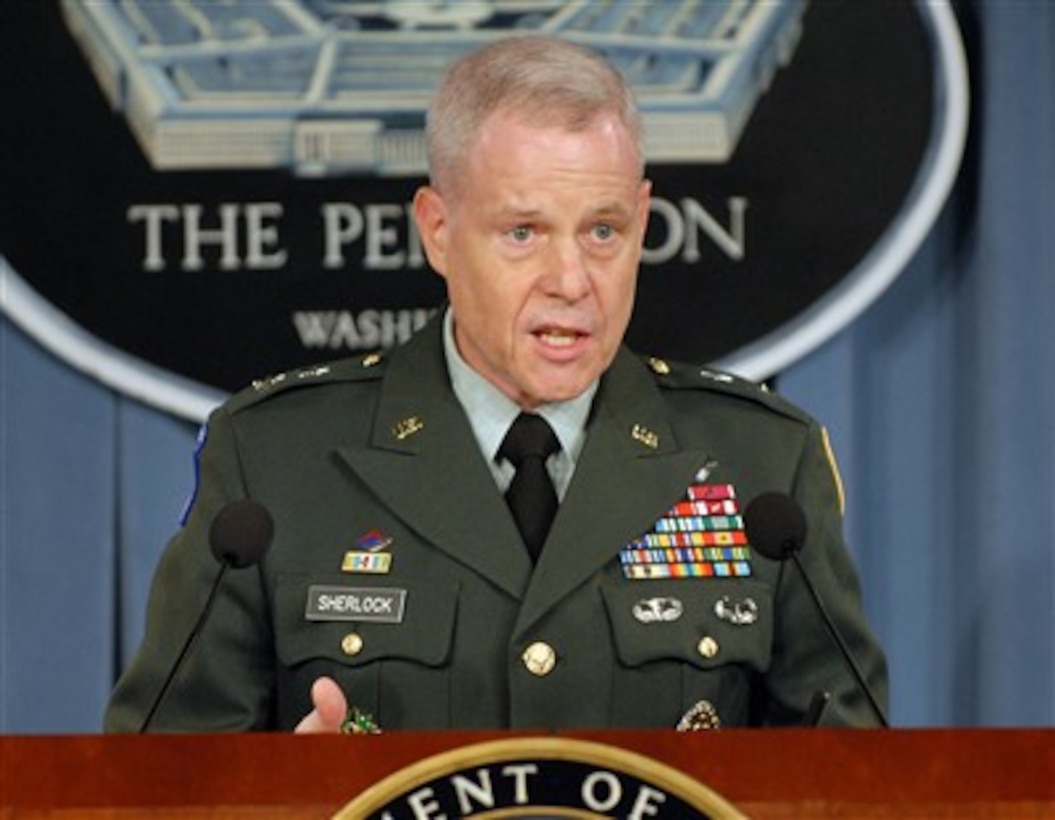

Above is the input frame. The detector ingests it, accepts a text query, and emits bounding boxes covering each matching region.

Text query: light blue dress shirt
[442,310,595,500]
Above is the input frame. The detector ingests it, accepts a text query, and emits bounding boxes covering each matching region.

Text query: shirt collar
[442,309,596,464]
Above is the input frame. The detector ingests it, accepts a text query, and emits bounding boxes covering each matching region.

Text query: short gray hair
[425,36,645,193]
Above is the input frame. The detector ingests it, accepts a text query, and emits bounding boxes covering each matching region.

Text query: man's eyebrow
[488,200,634,221]
[591,202,635,219]
[492,205,544,220]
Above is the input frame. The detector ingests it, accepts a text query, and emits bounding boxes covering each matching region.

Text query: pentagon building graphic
[61,0,806,176]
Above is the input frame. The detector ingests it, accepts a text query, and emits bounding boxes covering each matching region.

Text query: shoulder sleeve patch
[225,352,386,414]
[178,422,209,526]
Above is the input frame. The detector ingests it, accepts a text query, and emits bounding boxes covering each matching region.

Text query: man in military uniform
[106,36,887,733]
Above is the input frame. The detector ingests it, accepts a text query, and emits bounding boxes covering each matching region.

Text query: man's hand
[294,676,348,734]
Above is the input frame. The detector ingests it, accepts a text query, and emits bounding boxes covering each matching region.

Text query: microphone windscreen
[208,499,274,569]
[744,492,807,560]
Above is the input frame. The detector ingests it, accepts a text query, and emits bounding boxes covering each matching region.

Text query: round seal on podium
[334,736,744,819]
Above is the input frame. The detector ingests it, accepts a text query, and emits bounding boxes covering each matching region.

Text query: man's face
[415,110,651,409]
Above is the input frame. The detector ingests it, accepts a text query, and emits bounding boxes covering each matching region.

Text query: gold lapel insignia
[631,423,659,449]
[393,416,424,441]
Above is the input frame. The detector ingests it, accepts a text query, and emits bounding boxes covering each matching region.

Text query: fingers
[293,676,348,734]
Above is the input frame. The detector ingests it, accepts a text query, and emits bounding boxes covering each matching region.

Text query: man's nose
[542,239,591,301]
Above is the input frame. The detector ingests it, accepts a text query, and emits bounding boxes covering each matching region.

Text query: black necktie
[499,413,561,561]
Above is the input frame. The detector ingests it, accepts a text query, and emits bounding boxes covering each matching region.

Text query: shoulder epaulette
[640,354,812,425]
[225,351,387,414]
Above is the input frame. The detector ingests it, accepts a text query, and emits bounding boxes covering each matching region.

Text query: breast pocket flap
[275,575,459,669]
[601,578,774,672]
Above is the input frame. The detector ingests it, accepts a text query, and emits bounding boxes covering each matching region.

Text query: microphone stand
[789,550,890,728]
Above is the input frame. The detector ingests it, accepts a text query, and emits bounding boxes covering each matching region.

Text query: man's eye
[593,223,616,241]
[508,226,533,242]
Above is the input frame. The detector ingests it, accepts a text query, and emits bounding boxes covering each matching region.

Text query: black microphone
[139,499,274,732]
[744,492,889,728]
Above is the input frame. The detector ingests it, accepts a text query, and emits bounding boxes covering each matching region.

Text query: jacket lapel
[515,350,713,635]
[336,322,532,600]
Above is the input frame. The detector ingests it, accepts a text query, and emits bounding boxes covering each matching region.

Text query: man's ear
[413,185,449,278]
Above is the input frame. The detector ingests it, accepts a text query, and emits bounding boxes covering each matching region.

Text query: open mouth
[536,328,583,347]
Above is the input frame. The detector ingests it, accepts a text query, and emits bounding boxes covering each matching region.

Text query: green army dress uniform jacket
[105,317,887,732]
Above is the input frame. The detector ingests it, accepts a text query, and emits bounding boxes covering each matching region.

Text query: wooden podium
[2,729,1052,817]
